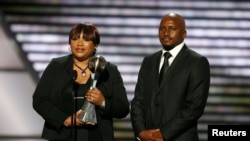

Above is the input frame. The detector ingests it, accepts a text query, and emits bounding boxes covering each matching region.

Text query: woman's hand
[63,110,84,127]
[86,88,105,107]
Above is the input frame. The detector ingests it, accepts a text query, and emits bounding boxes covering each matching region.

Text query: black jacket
[33,54,130,141]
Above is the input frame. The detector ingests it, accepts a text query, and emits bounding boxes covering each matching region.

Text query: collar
[161,42,184,58]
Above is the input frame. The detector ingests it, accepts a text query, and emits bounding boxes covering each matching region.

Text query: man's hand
[138,129,163,141]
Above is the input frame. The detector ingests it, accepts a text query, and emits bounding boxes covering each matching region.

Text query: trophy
[78,55,107,125]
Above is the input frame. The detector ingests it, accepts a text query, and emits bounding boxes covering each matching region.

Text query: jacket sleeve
[32,59,69,131]
[99,63,130,119]
[130,58,147,137]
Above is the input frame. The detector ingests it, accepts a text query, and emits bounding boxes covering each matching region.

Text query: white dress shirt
[159,42,185,73]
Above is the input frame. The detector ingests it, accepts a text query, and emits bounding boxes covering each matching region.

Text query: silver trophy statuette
[78,55,107,125]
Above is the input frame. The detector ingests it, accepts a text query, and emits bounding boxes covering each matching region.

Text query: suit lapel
[148,51,162,105]
[148,51,163,127]
[152,51,162,89]
[57,55,75,91]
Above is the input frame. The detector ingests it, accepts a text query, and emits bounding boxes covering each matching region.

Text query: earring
[69,47,72,52]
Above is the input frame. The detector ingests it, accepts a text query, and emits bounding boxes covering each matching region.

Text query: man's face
[158,16,186,50]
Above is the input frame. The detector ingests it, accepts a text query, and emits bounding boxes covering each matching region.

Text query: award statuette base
[78,101,97,125]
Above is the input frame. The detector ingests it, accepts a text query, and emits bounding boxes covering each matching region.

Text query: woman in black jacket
[32,22,130,141]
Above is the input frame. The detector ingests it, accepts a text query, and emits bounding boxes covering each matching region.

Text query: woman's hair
[69,22,100,46]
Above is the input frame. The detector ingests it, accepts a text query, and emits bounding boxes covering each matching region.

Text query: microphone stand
[71,70,77,141]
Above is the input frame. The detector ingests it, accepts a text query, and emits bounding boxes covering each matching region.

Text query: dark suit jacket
[33,54,129,141]
[131,45,210,141]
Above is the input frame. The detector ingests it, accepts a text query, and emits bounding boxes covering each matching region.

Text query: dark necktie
[159,52,172,84]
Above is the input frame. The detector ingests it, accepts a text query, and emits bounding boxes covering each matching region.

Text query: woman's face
[70,32,95,61]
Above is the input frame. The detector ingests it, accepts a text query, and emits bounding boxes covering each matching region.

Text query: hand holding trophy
[78,55,106,125]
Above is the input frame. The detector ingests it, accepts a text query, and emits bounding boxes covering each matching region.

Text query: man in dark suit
[130,13,210,141]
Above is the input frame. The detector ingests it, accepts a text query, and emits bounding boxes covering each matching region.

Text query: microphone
[72,70,78,97]
[78,55,107,125]
[71,70,78,140]
[72,70,77,80]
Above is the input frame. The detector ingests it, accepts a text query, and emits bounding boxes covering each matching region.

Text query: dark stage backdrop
[0,0,250,141]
